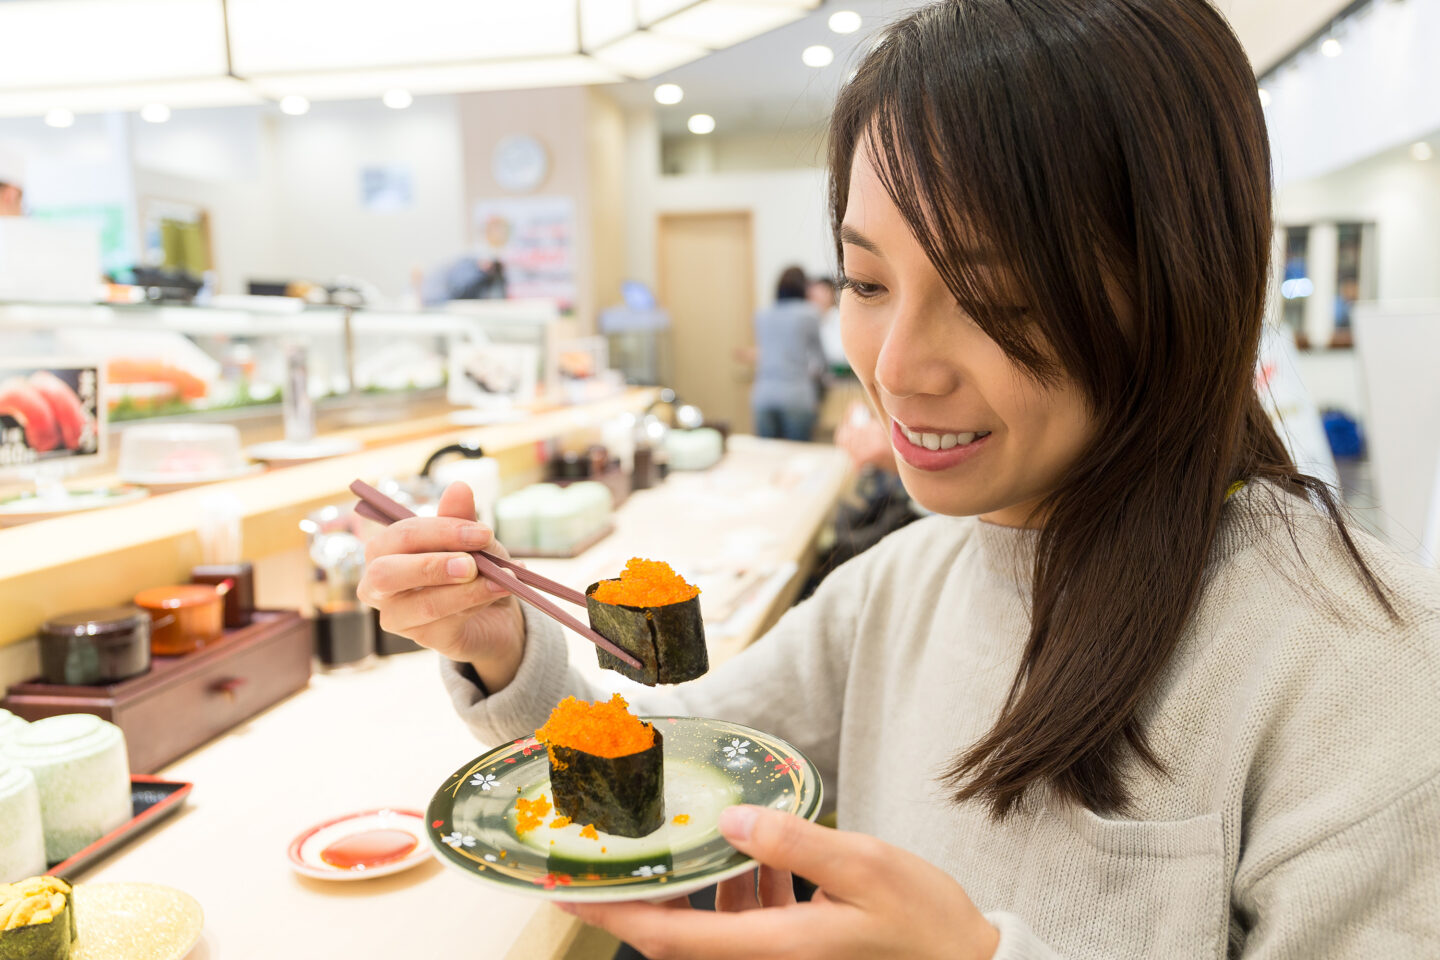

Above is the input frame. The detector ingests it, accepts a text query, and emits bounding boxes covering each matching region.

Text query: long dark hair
[828,0,1394,817]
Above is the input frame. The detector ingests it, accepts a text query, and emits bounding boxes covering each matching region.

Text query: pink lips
[890,419,991,471]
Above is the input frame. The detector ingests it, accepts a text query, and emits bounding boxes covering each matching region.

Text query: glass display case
[0,298,562,425]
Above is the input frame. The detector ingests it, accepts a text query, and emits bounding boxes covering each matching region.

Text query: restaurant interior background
[0,0,1437,956]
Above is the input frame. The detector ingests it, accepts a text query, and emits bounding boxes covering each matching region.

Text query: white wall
[625,107,832,314]
[268,96,466,298]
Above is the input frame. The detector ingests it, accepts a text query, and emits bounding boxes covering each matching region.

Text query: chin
[895,468,999,518]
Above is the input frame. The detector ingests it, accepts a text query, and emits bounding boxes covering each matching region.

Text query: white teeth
[895,420,987,451]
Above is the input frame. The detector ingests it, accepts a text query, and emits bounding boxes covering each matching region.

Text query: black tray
[46,776,192,878]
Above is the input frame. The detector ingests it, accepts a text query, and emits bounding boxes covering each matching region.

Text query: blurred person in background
[808,275,848,373]
[0,148,25,217]
[751,265,825,441]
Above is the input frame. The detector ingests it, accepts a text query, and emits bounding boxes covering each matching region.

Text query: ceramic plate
[246,438,362,464]
[0,486,148,526]
[287,808,432,881]
[426,716,822,902]
[119,463,264,490]
[71,882,204,960]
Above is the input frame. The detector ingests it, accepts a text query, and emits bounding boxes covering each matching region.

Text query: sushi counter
[4,437,849,960]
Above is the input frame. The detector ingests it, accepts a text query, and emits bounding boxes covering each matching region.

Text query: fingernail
[719,805,758,842]
[461,523,492,547]
[446,556,474,579]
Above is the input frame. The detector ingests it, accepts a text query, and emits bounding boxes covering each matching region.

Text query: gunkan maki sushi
[0,876,76,960]
[535,694,664,838]
[587,558,707,685]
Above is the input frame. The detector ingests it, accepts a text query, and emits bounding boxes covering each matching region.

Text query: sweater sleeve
[1231,770,1440,958]
[438,543,881,795]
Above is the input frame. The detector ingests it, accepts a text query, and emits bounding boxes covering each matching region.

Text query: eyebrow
[839,224,881,256]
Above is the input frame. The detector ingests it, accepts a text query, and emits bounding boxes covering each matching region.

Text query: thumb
[437,481,478,522]
[718,806,870,899]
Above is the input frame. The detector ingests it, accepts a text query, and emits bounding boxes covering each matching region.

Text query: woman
[750,265,826,441]
[358,1,1440,956]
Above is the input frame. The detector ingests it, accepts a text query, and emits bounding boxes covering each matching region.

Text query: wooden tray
[47,776,192,879]
[3,610,312,774]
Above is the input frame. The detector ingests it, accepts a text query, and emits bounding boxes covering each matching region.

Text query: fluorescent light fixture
[382,88,413,109]
[592,31,708,78]
[43,108,74,128]
[828,10,862,34]
[280,95,310,116]
[0,77,261,119]
[1258,87,1271,107]
[802,44,834,68]
[638,0,697,23]
[581,0,638,50]
[688,113,716,135]
[140,103,171,123]
[652,2,807,48]
[1320,37,1342,57]
[1414,142,1435,161]
[654,83,684,105]
[248,57,621,101]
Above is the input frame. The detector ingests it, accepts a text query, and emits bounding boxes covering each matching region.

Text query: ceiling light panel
[0,77,262,118]
[0,0,228,88]
[227,0,578,75]
[591,32,709,78]
[638,0,701,25]
[247,57,622,101]
[651,2,808,48]
[580,0,638,50]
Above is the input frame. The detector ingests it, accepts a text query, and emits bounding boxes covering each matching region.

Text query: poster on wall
[0,362,103,470]
[361,165,415,212]
[471,195,575,309]
[448,342,539,409]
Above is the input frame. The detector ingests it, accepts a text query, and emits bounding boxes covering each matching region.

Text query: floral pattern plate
[426,716,822,902]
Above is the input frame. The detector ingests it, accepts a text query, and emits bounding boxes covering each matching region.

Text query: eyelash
[837,276,885,301]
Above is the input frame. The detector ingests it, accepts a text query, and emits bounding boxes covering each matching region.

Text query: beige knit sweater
[440,487,1440,958]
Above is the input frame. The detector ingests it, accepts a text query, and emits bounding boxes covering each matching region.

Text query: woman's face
[840,145,1097,526]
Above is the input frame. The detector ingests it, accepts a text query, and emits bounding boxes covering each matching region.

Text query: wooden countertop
[83,438,851,960]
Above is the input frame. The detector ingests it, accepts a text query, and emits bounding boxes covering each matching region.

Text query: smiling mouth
[892,419,991,451]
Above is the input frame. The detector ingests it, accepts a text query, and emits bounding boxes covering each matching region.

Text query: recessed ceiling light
[802,44,834,68]
[688,113,715,135]
[43,108,74,128]
[1320,37,1342,57]
[828,10,862,34]
[382,89,413,110]
[140,103,171,123]
[1413,142,1435,161]
[1258,88,1271,107]
[654,83,684,105]
[280,95,310,116]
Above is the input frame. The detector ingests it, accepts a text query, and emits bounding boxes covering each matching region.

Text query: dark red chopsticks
[349,480,641,670]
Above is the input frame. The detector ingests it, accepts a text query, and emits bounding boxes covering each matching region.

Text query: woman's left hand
[559,805,1000,960]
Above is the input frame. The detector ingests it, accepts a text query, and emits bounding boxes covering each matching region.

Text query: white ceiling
[612,0,1361,136]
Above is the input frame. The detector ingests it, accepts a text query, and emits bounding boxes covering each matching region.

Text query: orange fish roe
[515,793,554,834]
[591,558,700,607]
[536,694,655,758]
[672,814,690,825]
[550,816,572,829]
[579,823,599,840]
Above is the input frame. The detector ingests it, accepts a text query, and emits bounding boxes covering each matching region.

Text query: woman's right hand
[357,482,526,692]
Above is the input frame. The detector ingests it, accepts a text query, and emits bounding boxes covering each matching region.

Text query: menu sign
[0,363,102,469]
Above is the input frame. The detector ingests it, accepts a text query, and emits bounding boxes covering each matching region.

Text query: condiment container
[38,605,152,686]
[0,709,27,749]
[4,714,131,863]
[192,563,254,629]
[134,585,224,655]
[0,763,47,882]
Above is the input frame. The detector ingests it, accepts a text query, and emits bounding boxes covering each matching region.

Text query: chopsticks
[349,480,641,670]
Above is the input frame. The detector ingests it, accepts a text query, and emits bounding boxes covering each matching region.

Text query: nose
[873,296,961,400]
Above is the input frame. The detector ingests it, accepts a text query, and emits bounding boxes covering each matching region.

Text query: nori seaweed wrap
[537,695,665,838]
[587,559,707,685]
[0,876,76,960]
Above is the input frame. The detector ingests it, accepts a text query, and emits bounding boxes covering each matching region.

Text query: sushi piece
[0,876,76,960]
[587,558,707,685]
[536,694,664,838]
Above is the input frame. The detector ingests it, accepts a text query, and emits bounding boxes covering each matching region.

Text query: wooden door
[657,211,755,432]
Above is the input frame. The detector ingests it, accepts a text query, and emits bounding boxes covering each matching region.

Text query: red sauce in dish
[320,829,419,869]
